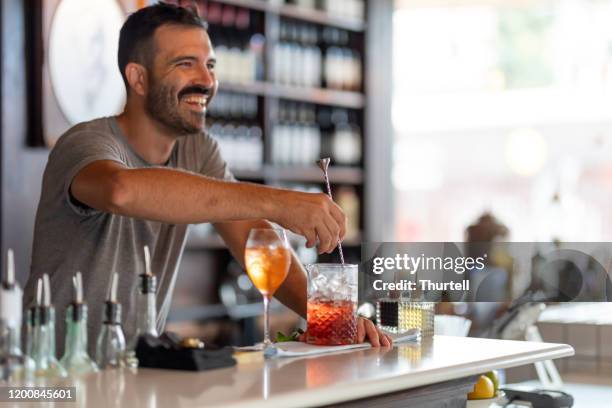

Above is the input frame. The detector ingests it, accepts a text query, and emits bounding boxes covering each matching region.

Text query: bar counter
[7,336,573,408]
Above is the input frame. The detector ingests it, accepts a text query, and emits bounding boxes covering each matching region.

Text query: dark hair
[117,2,208,88]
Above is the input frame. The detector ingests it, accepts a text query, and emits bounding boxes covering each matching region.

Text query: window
[393,0,612,241]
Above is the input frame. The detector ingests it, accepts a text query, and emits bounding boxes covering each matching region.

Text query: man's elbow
[106,171,133,213]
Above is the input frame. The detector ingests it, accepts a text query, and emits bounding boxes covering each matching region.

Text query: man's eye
[178,61,193,67]
[207,64,216,70]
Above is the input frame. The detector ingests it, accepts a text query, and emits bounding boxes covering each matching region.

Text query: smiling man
[24,3,390,356]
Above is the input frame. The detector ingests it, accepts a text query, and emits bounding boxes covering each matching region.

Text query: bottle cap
[141,246,157,294]
[69,302,86,322]
[139,274,157,294]
[103,301,122,325]
[38,305,51,325]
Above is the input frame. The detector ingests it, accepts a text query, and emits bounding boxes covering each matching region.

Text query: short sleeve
[50,130,126,216]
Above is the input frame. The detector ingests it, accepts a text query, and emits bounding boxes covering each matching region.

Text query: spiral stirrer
[317,157,344,264]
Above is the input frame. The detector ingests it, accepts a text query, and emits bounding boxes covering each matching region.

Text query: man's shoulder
[57,116,116,141]
[52,117,119,150]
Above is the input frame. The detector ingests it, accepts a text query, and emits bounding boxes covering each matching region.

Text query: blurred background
[2,0,612,398]
[393,0,612,242]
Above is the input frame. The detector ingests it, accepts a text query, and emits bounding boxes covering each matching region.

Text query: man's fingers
[380,332,391,347]
[364,319,380,347]
[357,317,366,343]
[304,229,317,248]
[315,223,333,254]
[329,203,347,241]
[322,215,340,254]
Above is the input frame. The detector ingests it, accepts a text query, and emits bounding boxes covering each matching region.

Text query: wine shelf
[219,81,365,109]
[212,0,366,31]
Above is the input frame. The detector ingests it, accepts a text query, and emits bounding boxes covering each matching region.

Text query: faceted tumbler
[306,263,358,345]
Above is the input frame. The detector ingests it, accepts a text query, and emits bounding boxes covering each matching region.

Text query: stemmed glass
[244,228,291,356]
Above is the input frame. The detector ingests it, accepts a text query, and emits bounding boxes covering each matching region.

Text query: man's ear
[125,62,148,96]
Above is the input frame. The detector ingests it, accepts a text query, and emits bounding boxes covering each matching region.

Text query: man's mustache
[178,85,213,99]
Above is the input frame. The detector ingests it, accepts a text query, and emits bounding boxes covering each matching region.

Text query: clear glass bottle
[25,306,37,365]
[96,300,126,369]
[0,251,34,382]
[31,306,67,378]
[125,274,158,368]
[28,275,67,378]
[61,303,98,375]
[135,274,159,339]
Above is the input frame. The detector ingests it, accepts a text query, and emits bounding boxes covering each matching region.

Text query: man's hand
[271,191,346,255]
[357,317,392,347]
[298,317,393,347]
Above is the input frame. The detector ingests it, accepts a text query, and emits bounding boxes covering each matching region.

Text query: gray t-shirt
[24,116,233,357]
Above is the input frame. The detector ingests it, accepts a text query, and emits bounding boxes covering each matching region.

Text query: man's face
[144,24,217,135]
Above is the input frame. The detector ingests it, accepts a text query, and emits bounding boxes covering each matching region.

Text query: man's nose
[197,64,215,89]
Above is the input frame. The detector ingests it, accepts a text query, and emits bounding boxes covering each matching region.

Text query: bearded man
[24,3,390,356]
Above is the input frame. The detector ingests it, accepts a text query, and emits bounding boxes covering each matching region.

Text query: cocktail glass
[245,228,291,356]
[306,263,358,345]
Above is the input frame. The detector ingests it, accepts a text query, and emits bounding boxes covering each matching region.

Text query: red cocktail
[307,299,357,345]
[306,264,358,346]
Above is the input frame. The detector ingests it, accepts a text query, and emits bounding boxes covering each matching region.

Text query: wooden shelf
[219,81,365,108]
[232,165,363,184]
[276,3,366,32]
[212,0,366,32]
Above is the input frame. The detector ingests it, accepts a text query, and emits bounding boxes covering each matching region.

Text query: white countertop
[8,336,573,408]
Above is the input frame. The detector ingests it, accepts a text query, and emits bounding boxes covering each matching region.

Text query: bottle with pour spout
[29,274,67,378]
[60,272,98,375]
[96,272,126,369]
[125,246,159,368]
[0,249,34,382]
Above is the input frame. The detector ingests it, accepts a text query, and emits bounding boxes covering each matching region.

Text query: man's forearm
[273,252,307,318]
[111,167,282,224]
[73,160,346,254]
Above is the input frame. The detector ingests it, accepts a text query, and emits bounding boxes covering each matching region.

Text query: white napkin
[234,328,421,358]
[271,328,421,358]
[273,341,370,357]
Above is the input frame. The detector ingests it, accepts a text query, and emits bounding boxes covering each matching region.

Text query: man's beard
[144,77,206,135]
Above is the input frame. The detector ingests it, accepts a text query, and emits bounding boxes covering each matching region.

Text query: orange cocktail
[244,228,291,353]
[245,247,291,296]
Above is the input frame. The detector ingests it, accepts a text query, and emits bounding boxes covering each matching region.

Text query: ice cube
[311,274,328,293]
[328,276,342,292]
